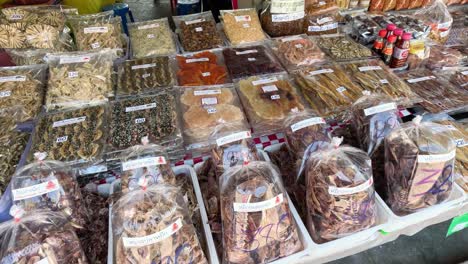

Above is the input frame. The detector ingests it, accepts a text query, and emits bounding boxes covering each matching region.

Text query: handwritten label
[123,218,183,248]
[125,103,156,112]
[417,151,456,163]
[247,57,256,61]
[185,18,205,25]
[271,94,281,100]
[317,16,333,24]
[59,56,90,64]
[216,131,251,146]
[84,26,108,34]
[233,194,284,212]
[9,14,23,20]
[308,23,338,32]
[206,107,217,114]
[186,58,209,63]
[68,71,79,78]
[359,66,382,72]
[363,103,397,116]
[131,63,157,70]
[407,75,436,83]
[0,91,11,97]
[262,85,278,93]
[91,42,101,49]
[328,178,373,196]
[194,89,221,96]
[271,11,304,22]
[201,72,211,77]
[195,27,203,32]
[147,34,155,38]
[122,156,167,171]
[291,117,326,132]
[56,136,68,143]
[336,86,346,93]
[309,68,333,76]
[138,23,160,30]
[135,118,146,124]
[380,79,389,84]
[234,15,251,22]
[202,97,217,105]
[280,35,302,42]
[236,49,257,55]
[271,0,305,13]
[252,77,278,86]
[12,179,60,201]
[52,116,86,128]
[0,75,26,83]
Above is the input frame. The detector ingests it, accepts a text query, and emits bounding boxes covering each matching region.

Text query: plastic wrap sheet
[176,50,231,86]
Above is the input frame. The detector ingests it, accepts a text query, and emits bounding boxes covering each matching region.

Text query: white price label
[233,193,284,212]
[455,138,467,148]
[147,34,155,39]
[317,16,333,24]
[358,66,382,72]
[68,71,79,78]
[201,72,211,77]
[195,27,203,32]
[122,219,183,248]
[202,97,218,105]
[252,77,278,86]
[206,107,217,114]
[122,156,167,171]
[125,103,157,112]
[84,26,108,34]
[59,56,90,64]
[216,131,251,146]
[336,86,346,93]
[308,23,338,32]
[380,79,389,84]
[135,118,146,124]
[270,0,305,13]
[91,42,101,49]
[280,35,302,42]
[309,68,334,76]
[185,18,205,25]
[407,76,436,83]
[271,94,281,100]
[0,91,11,97]
[138,23,160,30]
[235,49,257,55]
[186,58,209,63]
[0,75,26,83]
[262,85,278,93]
[328,178,373,196]
[295,44,303,48]
[12,179,60,201]
[363,103,397,116]
[271,11,304,22]
[56,136,68,143]
[142,73,151,78]
[290,117,326,132]
[242,23,250,28]
[52,116,86,128]
[235,15,251,22]
[194,89,221,96]
[131,63,157,70]
[417,150,456,163]
[9,14,23,20]
[247,57,256,61]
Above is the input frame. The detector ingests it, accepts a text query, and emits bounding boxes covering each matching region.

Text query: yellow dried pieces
[69,17,124,52]
[128,18,177,58]
[221,8,266,45]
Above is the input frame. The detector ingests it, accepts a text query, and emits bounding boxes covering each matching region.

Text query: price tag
[0,91,11,98]
[53,116,86,128]
[363,103,397,116]
[271,94,281,100]
[135,118,146,124]
[59,56,90,64]
[122,156,167,171]
[56,136,68,143]
[91,42,101,49]
[201,72,211,77]
[68,71,79,78]
[247,57,256,61]
[329,178,373,196]
[262,85,278,93]
[234,194,284,212]
[216,131,251,146]
[122,218,183,248]
[236,50,257,55]
[186,58,209,63]
[195,27,203,32]
[142,73,151,78]
[290,117,325,132]
[309,68,333,76]
[380,79,389,84]
[235,15,251,22]
[185,18,205,25]
[295,44,303,48]
[84,27,108,34]
[126,103,157,112]
[202,97,218,105]
[194,89,221,96]
[206,107,217,114]
[407,76,436,83]
[252,77,278,86]
[0,75,26,82]
[138,23,160,30]
[271,11,304,22]
[359,66,382,72]
[147,34,155,39]
[336,86,346,93]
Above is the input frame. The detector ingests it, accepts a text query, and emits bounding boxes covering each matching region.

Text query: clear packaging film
[67,12,125,53]
[45,49,117,110]
[422,45,466,70]
[116,56,174,97]
[305,4,340,36]
[268,35,326,70]
[0,210,88,264]
[176,50,231,86]
[109,93,182,152]
[260,1,305,38]
[29,104,107,164]
[398,69,468,114]
[128,18,177,59]
[6,49,50,66]
[220,8,267,45]
[414,0,453,44]
[223,45,285,80]
[294,64,364,116]
[173,11,224,52]
[236,74,305,134]
[219,161,303,263]
[305,137,376,242]
[0,64,47,122]
[179,86,248,146]
[316,35,374,61]
[111,185,208,264]
[435,67,468,90]
[384,116,456,215]
[11,158,89,227]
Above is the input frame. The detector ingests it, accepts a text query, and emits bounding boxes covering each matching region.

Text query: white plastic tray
[107,165,219,264]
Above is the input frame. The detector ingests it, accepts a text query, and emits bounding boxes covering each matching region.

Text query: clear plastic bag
[268,35,326,70]
[385,116,457,215]
[112,184,208,264]
[423,45,466,70]
[305,7,340,36]
[305,137,376,242]
[220,8,266,45]
[128,18,177,59]
[0,64,47,122]
[0,209,88,263]
[109,93,183,152]
[173,11,224,52]
[260,1,305,38]
[6,49,50,65]
[236,74,305,135]
[316,35,373,61]
[116,56,174,97]
[222,45,285,80]
[219,161,303,263]
[415,0,453,44]
[11,157,89,227]
[175,50,231,86]
[435,67,468,90]
[45,49,117,110]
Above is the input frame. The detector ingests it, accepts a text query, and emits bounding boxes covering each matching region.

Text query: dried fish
[316,35,373,61]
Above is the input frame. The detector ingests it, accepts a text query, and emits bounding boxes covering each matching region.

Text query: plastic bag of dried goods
[305,5,340,36]
[415,0,453,44]
[128,18,177,59]
[0,208,88,263]
[220,8,267,45]
[220,161,303,263]
[11,153,89,227]
[260,0,305,38]
[384,116,456,215]
[112,183,208,264]
[305,137,376,242]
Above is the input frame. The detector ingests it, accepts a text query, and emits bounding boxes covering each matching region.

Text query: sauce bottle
[373,29,387,54]
[393,28,403,41]
[382,35,397,65]
[390,32,411,68]
[385,24,396,38]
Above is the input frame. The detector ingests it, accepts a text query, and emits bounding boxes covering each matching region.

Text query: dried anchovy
[260,7,304,37]
[110,95,180,151]
[220,162,303,263]
[117,56,173,96]
[273,37,326,68]
[221,9,266,45]
[128,19,177,59]
[69,17,124,52]
[179,20,223,52]
[316,36,372,60]
[30,105,106,163]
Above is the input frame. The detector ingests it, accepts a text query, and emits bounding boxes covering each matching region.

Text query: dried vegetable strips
[237,75,305,133]
[174,12,224,52]
[316,35,373,61]
[221,8,266,45]
[305,138,376,242]
[176,51,230,86]
[270,35,326,70]
[294,65,364,116]
[223,45,284,80]
[128,18,177,58]
[260,3,305,37]
[117,56,173,97]
[220,162,303,263]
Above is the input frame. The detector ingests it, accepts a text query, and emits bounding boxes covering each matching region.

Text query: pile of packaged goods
[0,1,466,263]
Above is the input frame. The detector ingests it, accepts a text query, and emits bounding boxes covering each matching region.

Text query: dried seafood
[316,35,373,61]
[175,12,224,52]
[0,210,88,264]
[260,4,305,37]
[176,51,230,86]
[0,65,46,122]
[112,185,208,264]
[294,65,363,116]
[220,161,303,263]
[270,35,326,69]
[68,16,124,52]
[11,160,89,227]
[110,94,181,151]
[305,8,340,36]
[117,56,173,96]
[384,117,456,215]
[305,138,376,242]
[221,9,266,45]
[238,75,305,133]
[128,18,177,59]
[30,105,107,163]
[45,50,117,110]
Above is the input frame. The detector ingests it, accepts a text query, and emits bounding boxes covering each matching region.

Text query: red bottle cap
[387,35,397,43]
[386,24,396,31]
[393,28,403,36]
[402,33,412,40]
[378,29,388,38]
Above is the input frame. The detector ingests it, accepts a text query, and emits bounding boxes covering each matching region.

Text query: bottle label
[373,41,384,50]
[392,47,409,60]
[382,46,393,56]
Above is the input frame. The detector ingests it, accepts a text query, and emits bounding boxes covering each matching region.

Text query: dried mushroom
[270,35,326,70]
[45,50,117,110]
[117,56,173,97]
[221,8,266,45]
[112,184,208,264]
[177,51,230,86]
[0,64,46,122]
[128,18,177,59]
[220,161,303,263]
[316,35,373,61]
[30,104,107,164]
[305,138,376,242]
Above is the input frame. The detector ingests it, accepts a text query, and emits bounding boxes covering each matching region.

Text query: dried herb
[270,35,326,69]
[176,12,224,52]
[128,18,177,59]
[316,35,373,61]
[221,9,266,45]
[176,51,230,86]
[260,4,305,37]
